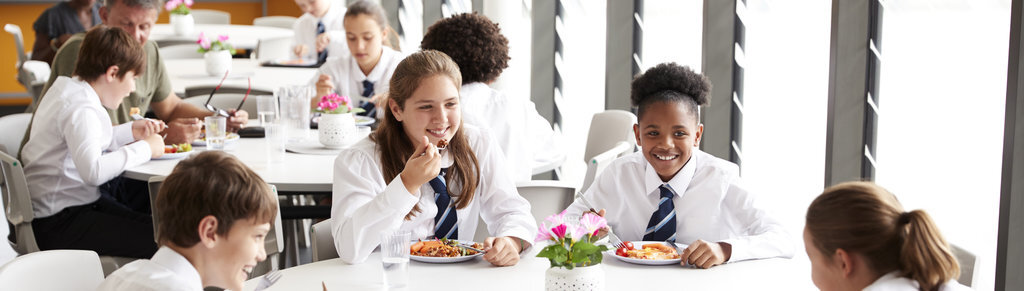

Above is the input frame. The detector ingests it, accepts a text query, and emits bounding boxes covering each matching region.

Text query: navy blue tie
[316,21,327,64]
[431,168,458,239]
[643,185,677,243]
[359,80,376,116]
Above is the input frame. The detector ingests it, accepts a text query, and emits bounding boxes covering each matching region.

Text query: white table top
[242,249,816,290]
[165,58,317,97]
[123,136,335,192]
[151,24,293,49]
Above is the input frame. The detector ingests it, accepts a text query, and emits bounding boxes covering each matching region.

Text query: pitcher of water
[276,85,313,143]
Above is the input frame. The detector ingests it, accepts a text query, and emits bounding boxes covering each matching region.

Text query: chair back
[181,94,263,116]
[583,110,636,163]
[191,9,230,24]
[254,37,292,62]
[0,113,32,157]
[253,16,298,29]
[4,24,27,67]
[951,244,978,287]
[474,180,575,242]
[147,175,165,240]
[0,250,104,290]
[311,219,338,262]
[159,44,203,59]
[581,141,633,192]
[5,24,50,103]
[0,151,39,254]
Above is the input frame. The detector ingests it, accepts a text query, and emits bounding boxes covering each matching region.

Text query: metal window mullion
[531,0,557,126]
[424,0,443,32]
[997,0,1024,289]
[604,0,642,111]
[700,0,742,165]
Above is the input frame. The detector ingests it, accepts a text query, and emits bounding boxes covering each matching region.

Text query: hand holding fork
[574,192,627,249]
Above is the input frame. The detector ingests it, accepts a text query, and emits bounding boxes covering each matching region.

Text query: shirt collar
[356,48,395,81]
[643,152,698,198]
[151,247,203,289]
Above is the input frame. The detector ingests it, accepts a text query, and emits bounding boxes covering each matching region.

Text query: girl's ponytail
[898,210,960,291]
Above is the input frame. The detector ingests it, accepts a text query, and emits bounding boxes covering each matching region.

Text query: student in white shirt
[804,181,970,291]
[98,151,277,291]
[564,63,793,269]
[421,13,562,182]
[331,50,536,266]
[292,0,349,64]
[313,0,403,116]
[22,26,165,259]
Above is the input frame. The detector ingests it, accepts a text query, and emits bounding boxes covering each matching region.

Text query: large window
[874,2,1010,289]
[642,0,703,70]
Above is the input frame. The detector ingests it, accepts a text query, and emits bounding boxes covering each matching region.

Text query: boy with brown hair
[98,151,278,291]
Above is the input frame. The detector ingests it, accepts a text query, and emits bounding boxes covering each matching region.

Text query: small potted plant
[196,32,235,76]
[316,93,364,148]
[536,211,610,291]
[165,0,194,36]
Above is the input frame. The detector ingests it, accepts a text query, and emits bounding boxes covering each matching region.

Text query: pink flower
[545,210,567,227]
[218,35,230,42]
[184,0,193,6]
[551,224,567,239]
[339,95,351,105]
[569,225,588,241]
[165,0,179,11]
[196,31,205,43]
[534,222,553,243]
[580,212,607,236]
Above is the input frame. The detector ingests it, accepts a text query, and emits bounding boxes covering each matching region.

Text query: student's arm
[716,183,795,262]
[64,108,152,186]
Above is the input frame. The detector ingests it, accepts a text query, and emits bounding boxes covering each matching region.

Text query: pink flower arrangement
[316,93,365,114]
[535,210,610,269]
[196,32,236,54]
[165,0,193,15]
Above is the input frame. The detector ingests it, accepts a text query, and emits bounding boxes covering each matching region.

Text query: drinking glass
[256,95,279,126]
[204,116,227,150]
[380,230,410,289]
[276,85,312,143]
[264,123,286,163]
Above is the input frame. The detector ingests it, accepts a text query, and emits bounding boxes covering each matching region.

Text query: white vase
[204,50,232,77]
[318,112,356,148]
[170,13,194,36]
[544,265,605,291]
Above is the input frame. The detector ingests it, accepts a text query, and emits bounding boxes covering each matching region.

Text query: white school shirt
[96,247,203,291]
[460,82,563,182]
[863,271,972,291]
[292,0,349,60]
[314,47,403,105]
[564,149,794,262]
[22,76,151,218]
[330,125,537,264]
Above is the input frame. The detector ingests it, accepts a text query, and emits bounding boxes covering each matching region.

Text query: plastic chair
[580,110,637,191]
[951,244,977,287]
[310,219,337,262]
[0,113,32,157]
[0,249,104,290]
[474,180,576,242]
[158,44,203,59]
[190,9,230,24]
[181,94,263,116]
[253,16,298,29]
[4,24,50,104]
[253,36,292,62]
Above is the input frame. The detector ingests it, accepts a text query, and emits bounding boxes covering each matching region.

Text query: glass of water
[380,230,410,289]
[204,116,227,150]
[256,95,279,126]
[276,85,312,143]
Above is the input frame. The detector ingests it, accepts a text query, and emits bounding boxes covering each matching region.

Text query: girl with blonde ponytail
[804,181,969,291]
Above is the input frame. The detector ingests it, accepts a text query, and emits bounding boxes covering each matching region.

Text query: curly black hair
[421,13,509,84]
[630,63,712,120]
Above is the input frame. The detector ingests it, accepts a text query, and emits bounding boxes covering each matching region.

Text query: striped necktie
[359,80,376,116]
[316,21,327,64]
[643,184,677,243]
[431,168,458,239]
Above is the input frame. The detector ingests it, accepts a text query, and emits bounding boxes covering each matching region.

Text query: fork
[574,192,627,249]
[254,270,283,291]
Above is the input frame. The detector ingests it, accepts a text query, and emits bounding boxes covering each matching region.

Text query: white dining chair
[0,250,104,290]
[254,36,292,62]
[0,113,32,157]
[580,110,637,191]
[253,16,298,29]
[310,219,338,262]
[4,24,50,105]
[474,180,576,243]
[951,244,978,287]
[159,44,203,59]
[190,9,230,25]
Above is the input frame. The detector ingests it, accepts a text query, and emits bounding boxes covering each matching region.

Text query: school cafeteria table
[242,249,816,290]
[151,24,293,48]
[164,58,318,98]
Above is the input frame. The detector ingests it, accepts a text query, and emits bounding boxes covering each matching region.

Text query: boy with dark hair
[99,151,278,291]
[22,25,165,258]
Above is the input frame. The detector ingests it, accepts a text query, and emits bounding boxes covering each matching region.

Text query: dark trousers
[31,177,157,258]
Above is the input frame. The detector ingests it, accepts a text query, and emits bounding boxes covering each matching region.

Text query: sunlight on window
[643,0,703,71]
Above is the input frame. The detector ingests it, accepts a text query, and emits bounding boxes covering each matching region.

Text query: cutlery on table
[254,270,282,291]
[574,191,627,249]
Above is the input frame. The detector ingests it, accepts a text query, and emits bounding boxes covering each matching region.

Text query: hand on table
[163,118,202,144]
[142,133,165,159]
[680,239,731,269]
[483,236,526,267]
[131,118,166,140]
[294,44,309,58]
[226,109,249,131]
[399,136,441,195]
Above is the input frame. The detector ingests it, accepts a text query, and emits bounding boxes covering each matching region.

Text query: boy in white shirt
[98,151,277,291]
[292,0,349,63]
[22,25,165,258]
[564,63,794,268]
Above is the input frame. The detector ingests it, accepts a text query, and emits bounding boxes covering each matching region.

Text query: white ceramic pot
[544,264,605,291]
[204,50,231,77]
[318,112,356,148]
[170,13,194,36]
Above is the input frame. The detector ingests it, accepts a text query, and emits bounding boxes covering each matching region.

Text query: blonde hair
[805,181,959,291]
[372,50,479,220]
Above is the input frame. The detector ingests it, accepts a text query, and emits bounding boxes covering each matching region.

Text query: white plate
[355,116,375,126]
[606,241,686,265]
[192,133,240,146]
[154,150,194,160]
[409,240,484,264]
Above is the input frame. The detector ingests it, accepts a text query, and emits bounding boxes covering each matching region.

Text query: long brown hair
[344,0,401,51]
[372,50,479,220]
[805,181,959,291]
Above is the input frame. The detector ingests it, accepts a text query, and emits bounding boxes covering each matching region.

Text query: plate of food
[261,58,319,68]
[355,115,375,126]
[606,241,685,265]
[156,143,194,160]
[409,239,484,263]
[192,132,240,146]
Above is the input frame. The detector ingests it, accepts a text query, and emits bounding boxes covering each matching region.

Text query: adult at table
[31,0,101,65]
[23,0,249,152]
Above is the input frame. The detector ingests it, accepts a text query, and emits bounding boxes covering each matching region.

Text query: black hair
[421,13,509,84]
[630,63,712,121]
